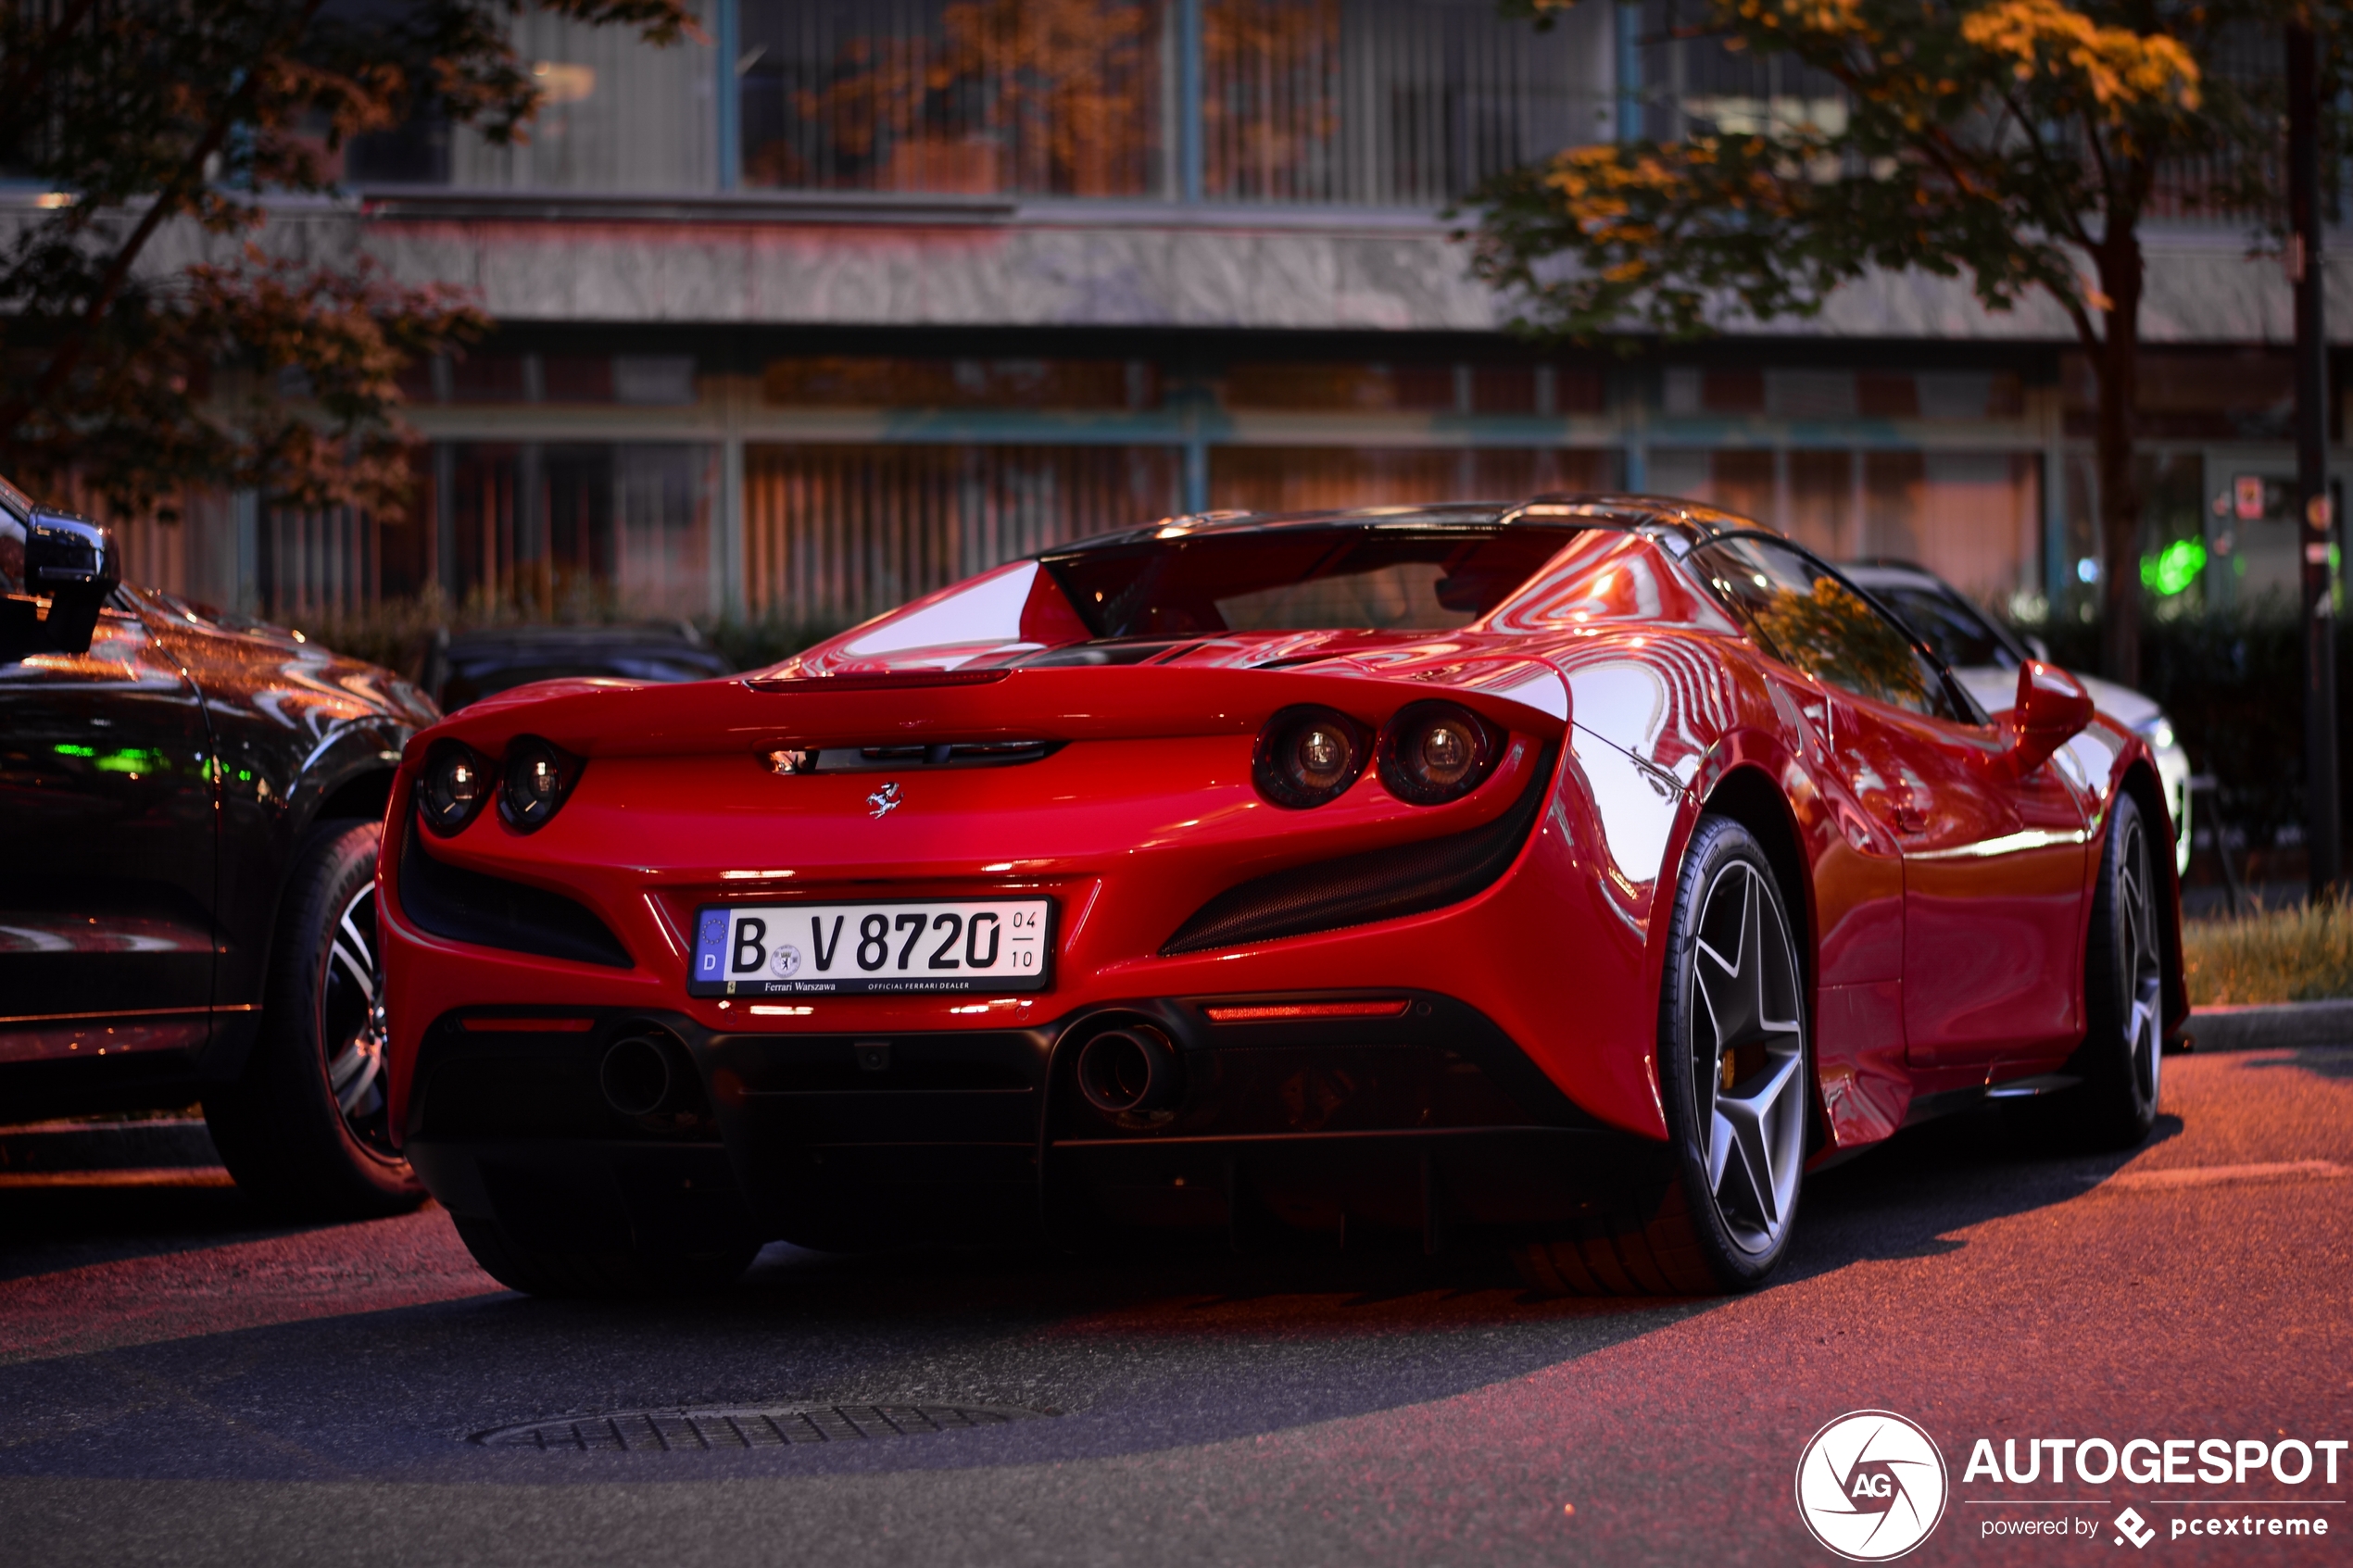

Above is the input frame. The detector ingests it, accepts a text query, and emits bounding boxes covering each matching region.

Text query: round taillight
[1252,705,1369,809]
[417,742,492,836]
[1378,701,1499,805]
[499,735,583,833]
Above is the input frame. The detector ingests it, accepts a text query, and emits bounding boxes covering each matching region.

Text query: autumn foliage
[1471,0,2330,683]
[0,0,695,526]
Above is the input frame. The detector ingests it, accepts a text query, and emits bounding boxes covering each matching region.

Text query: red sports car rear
[379,498,2183,1297]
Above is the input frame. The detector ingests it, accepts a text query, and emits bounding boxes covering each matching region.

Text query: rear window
[1043,524,1582,639]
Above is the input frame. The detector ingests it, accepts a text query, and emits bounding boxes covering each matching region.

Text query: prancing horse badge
[866,781,902,819]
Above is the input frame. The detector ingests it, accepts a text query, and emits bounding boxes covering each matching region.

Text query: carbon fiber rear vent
[1162,745,1557,956]
[470,1403,1047,1450]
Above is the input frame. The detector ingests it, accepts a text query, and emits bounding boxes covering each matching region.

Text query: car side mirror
[23,511,120,656]
[2007,659,2095,775]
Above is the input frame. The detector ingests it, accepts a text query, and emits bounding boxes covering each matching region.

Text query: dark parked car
[422,622,733,712]
[0,476,439,1217]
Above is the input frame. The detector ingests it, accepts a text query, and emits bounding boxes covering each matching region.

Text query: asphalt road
[2,1044,2348,1567]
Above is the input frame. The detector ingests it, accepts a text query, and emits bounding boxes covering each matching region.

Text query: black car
[1,477,439,1217]
[422,622,733,712]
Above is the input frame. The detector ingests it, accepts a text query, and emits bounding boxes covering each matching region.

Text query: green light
[54,743,95,758]
[2139,538,2207,597]
[93,747,157,774]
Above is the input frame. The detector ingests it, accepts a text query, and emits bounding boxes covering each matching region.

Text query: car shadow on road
[2238,1044,2353,1080]
[0,1098,2191,1485]
[1784,1102,2183,1273]
[0,1182,324,1284]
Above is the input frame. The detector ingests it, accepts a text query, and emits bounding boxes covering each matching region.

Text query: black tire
[1516,815,1811,1296]
[2068,791,2165,1150]
[204,819,427,1220]
[450,1214,759,1298]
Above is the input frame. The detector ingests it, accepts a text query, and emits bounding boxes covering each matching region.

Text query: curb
[0,1118,220,1174]
[2188,998,2353,1053]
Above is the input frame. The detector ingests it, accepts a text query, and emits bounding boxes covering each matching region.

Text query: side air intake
[1161,745,1558,956]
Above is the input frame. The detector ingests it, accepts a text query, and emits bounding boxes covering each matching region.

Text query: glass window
[762,358,1157,410]
[1217,361,1604,416]
[1044,521,1580,638]
[443,8,716,191]
[1209,447,1618,515]
[739,0,1164,196]
[1692,536,1960,721]
[1203,0,1613,205]
[1864,583,2025,671]
[1636,0,1846,144]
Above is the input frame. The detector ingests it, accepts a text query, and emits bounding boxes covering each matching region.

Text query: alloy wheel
[2117,811,2163,1113]
[1686,859,1807,1256]
[322,883,396,1158]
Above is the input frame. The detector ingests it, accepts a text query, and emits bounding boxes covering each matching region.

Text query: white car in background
[1843,561,2193,875]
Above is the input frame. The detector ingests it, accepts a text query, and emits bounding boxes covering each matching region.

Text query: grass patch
[2183,900,2353,1005]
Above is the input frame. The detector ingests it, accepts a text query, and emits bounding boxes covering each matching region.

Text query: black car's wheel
[1516,815,1810,1296]
[2068,791,2165,1150]
[205,819,427,1219]
[450,1215,760,1298]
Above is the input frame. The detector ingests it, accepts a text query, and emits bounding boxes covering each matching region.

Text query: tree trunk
[2094,234,2145,688]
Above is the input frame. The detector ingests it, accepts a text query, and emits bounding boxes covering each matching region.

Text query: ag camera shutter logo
[1795,1410,1950,1561]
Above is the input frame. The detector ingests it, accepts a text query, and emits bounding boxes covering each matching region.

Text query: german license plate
[688,898,1053,997]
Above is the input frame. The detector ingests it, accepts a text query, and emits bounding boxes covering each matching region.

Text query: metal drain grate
[471,1403,1045,1452]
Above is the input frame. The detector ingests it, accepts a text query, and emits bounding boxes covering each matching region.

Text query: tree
[0,0,695,526]
[1469,0,2334,684]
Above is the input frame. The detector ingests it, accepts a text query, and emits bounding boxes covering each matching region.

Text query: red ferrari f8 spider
[379,498,2183,1297]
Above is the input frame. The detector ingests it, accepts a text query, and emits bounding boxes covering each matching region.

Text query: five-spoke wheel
[1685,851,1808,1258]
[2070,791,2165,1149]
[1516,814,1811,1296]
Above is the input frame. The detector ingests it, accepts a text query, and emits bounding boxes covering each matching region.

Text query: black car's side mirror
[13,511,121,657]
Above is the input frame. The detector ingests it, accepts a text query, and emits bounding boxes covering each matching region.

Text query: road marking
[2098,1160,2346,1193]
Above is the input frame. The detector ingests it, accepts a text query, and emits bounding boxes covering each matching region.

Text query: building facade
[44,0,2348,634]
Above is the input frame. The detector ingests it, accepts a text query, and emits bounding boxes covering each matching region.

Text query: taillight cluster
[1251,701,1500,809]
[415,735,585,837]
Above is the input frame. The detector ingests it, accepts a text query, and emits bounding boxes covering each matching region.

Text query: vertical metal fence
[259,506,381,622]
[743,443,1183,626]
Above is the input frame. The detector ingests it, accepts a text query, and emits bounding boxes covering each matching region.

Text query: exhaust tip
[1076,1025,1181,1115]
[599,1033,676,1118]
